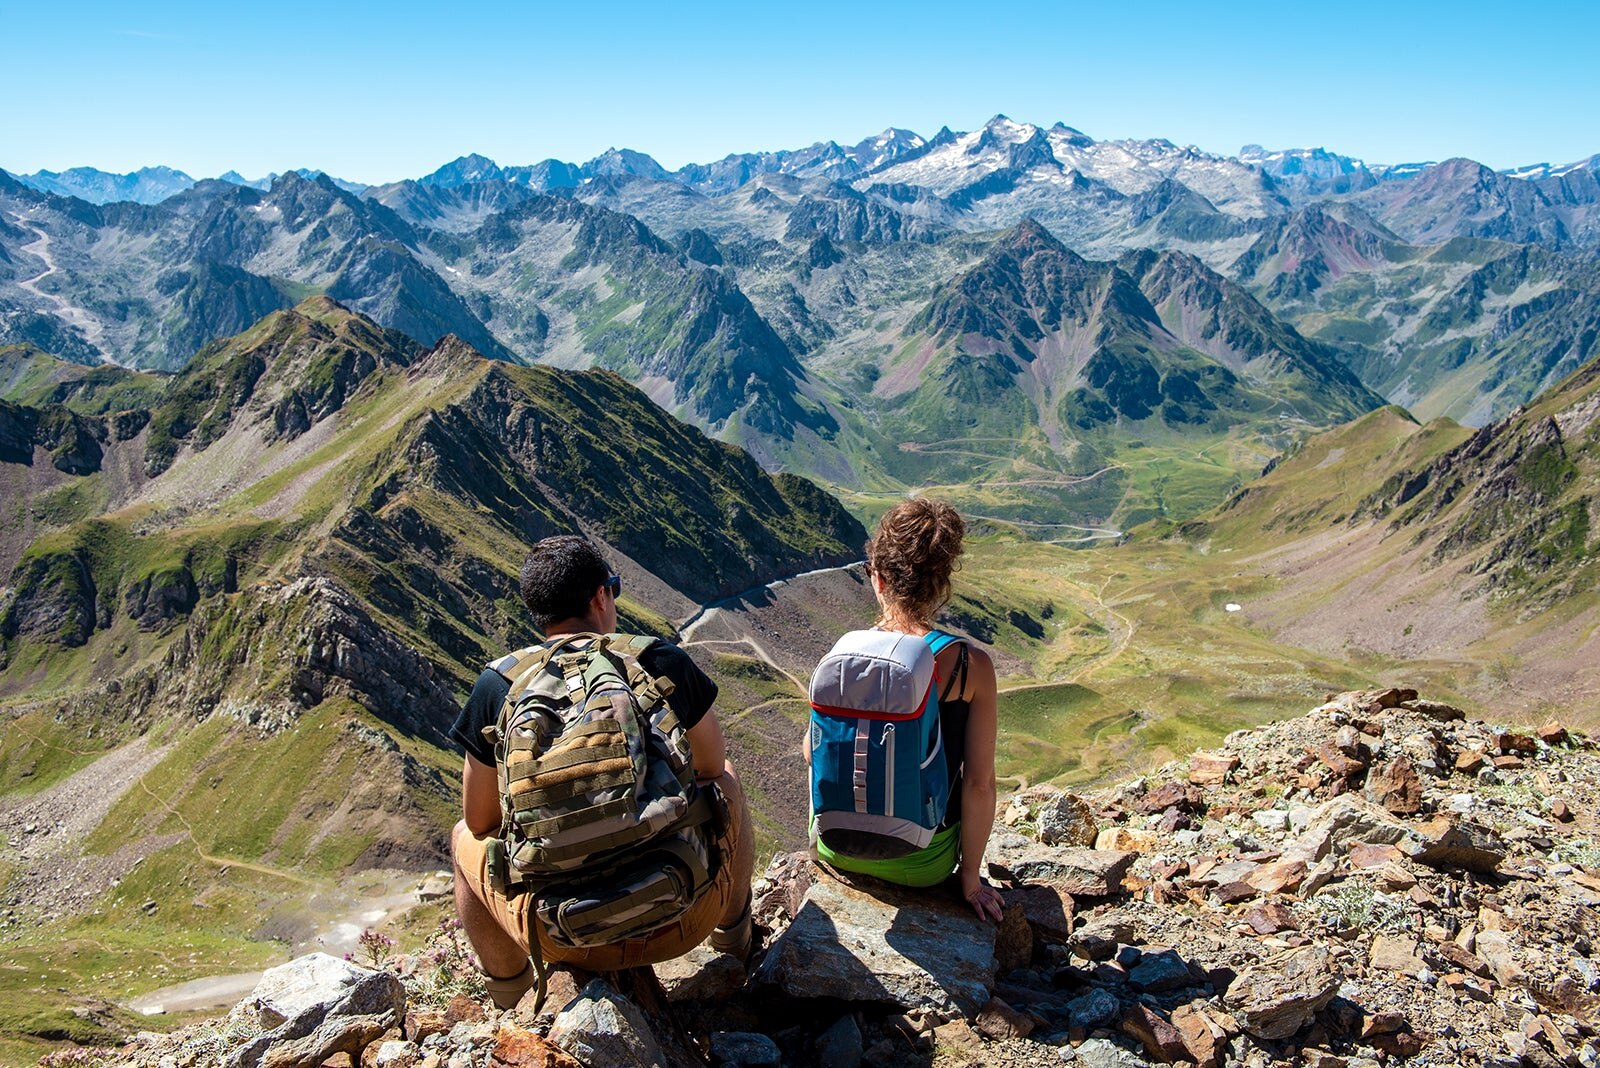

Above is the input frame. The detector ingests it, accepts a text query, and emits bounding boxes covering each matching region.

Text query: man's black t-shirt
[449,639,718,767]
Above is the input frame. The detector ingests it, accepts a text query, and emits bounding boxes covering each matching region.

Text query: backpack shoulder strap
[924,629,969,701]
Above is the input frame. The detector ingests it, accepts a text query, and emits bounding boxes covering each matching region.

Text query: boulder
[1188,752,1239,785]
[1401,816,1506,872]
[1121,1003,1188,1063]
[1037,792,1099,846]
[653,946,746,1003]
[1129,948,1199,993]
[755,871,997,1016]
[1285,797,1409,862]
[1223,946,1340,1040]
[1067,987,1123,1031]
[1001,884,1075,942]
[1364,756,1423,815]
[985,834,1136,896]
[548,979,662,1068]
[226,954,405,1068]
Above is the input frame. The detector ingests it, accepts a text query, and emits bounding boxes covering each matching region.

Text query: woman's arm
[958,647,1003,921]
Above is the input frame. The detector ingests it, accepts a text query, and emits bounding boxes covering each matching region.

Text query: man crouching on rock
[449,534,755,1010]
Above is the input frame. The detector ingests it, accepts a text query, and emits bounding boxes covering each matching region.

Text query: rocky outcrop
[50,690,1600,1067]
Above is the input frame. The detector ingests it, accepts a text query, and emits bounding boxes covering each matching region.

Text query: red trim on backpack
[810,683,933,722]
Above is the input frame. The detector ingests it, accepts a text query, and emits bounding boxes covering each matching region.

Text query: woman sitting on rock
[809,498,1004,921]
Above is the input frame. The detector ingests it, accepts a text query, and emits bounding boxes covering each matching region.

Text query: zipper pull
[881,723,895,744]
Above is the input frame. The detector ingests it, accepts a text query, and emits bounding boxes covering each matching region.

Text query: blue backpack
[808,628,960,859]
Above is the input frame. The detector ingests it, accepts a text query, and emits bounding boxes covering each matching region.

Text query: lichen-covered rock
[1223,946,1341,1040]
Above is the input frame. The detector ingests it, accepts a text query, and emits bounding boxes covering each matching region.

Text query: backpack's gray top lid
[809,629,936,716]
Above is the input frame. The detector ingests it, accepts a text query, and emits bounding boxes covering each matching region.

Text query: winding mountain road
[11,209,108,355]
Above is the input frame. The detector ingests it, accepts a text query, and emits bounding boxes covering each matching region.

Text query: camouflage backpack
[482,633,722,958]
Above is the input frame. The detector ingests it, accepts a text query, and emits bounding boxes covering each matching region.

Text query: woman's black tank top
[938,641,970,829]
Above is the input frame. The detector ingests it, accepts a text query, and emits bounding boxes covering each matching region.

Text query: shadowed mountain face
[0,297,866,884]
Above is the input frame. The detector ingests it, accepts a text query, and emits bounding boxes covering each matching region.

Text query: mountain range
[4,119,1595,486]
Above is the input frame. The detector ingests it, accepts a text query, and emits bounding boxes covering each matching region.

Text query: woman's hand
[961,868,1004,923]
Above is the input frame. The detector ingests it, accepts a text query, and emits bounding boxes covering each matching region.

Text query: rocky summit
[87,689,1598,1068]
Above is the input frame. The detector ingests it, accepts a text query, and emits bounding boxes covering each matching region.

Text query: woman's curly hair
[866,498,966,627]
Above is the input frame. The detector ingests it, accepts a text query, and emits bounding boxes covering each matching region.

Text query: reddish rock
[1361,1011,1407,1038]
[1121,1003,1189,1063]
[1245,901,1300,935]
[1549,799,1573,822]
[405,1010,449,1042]
[1364,756,1423,815]
[1212,881,1258,905]
[1348,843,1406,868]
[1454,750,1486,774]
[1433,941,1490,977]
[1137,782,1206,816]
[1244,860,1306,895]
[1403,816,1506,872]
[1537,721,1569,746]
[445,994,484,1025]
[1150,859,1189,881]
[1369,1031,1426,1058]
[1495,731,1538,754]
[1369,934,1426,976]
[1312,741,1365,778]
[490,1030,583,1068]
[1000,884,1075,942]
[1171,1004,1225,1068]
[1189,752,1240,785]
[1492,754,1525,769]
[975,996,1035,1040]
[1368,687,1417,709]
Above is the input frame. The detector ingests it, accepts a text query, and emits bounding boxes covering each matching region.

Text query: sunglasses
[604,574,622,597]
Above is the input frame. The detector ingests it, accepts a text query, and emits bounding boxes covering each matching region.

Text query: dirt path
[680,633,810,693]
[135,778,313,886]
[12,211,107,355]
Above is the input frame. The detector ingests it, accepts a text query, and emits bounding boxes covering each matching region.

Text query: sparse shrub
[402,916,486,1008]
[1313,880,1411,933]
[351,928,396,970]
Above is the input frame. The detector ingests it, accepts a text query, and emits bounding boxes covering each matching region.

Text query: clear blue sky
[5,0,1597,183]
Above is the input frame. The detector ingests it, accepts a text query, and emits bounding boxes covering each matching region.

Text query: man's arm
[686,710,728,782]
[462,753,501,835]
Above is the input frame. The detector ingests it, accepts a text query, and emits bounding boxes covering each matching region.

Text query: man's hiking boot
[483,958,538,1010]
[708,896,754,961]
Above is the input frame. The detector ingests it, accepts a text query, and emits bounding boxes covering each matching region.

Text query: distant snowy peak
[18,165,196,204]
[1500,154,1600,182]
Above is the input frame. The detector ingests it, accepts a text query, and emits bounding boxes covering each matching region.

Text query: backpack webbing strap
[852,720,870,813]
[513,767,635,808]
[508,741,630,779]
[525,791,720,865]
[517,795,635,838]
[582,840,714,942]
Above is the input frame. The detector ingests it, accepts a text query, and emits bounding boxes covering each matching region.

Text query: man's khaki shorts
[454,775,743,970]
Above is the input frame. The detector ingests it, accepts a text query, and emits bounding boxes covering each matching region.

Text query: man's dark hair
[519,535,612,631]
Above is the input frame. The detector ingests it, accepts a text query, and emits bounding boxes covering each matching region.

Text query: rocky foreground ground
[69,689,1600,1068]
